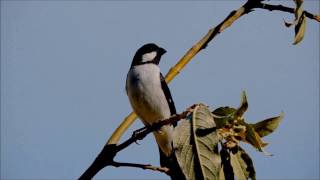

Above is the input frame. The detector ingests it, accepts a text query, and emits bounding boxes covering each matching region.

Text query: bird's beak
[158,48,167,55]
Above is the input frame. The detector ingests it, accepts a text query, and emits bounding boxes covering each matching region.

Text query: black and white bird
[126,43,176,159]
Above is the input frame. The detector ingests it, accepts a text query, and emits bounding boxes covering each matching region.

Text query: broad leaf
[192,104,221,180]
[230,146,256,180]
[173,104,222,180]
[173,117,197,179]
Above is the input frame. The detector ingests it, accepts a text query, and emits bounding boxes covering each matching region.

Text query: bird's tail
[159,146,185,180]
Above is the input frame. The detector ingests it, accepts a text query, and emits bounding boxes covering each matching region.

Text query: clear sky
[1,1,319,179]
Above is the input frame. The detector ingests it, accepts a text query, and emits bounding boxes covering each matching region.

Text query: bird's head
[131,43,166,67]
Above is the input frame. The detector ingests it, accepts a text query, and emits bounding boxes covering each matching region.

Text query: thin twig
[117,106,194,152]
[257,2,320,22]
[111,161,170,174]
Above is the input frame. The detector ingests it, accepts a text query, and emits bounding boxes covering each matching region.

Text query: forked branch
[258,2,320,22]
[79,106,194,179]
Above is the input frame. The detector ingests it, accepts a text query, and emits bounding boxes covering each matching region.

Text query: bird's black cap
[131,43,167,67]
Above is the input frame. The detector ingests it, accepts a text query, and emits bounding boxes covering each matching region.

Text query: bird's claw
[132,126,148,141]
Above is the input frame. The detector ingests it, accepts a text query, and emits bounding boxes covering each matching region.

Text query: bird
[126,43,176,158]
[126,43,185,179]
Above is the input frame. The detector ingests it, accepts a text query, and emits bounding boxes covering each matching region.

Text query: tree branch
[79,105,195,179]
[111,161,170,174]
[257,2,320,22]
[117,108,192,152]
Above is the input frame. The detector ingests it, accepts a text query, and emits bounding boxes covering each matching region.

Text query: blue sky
[1,1,319,179]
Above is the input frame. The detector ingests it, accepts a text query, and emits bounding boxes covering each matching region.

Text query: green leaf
[173,117,197,179]
[230,153,247,180]
[212,91,248,128]
[234,91,248,119]
[173,104,222,180]
[212,92,283,156]
[192,104,221,180]
[212,106,236,117]
[230,147,256,180]
[212,106,236,128]
[252,112,284,137]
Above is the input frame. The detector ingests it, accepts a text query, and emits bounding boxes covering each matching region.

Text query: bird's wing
[160,73,176,116]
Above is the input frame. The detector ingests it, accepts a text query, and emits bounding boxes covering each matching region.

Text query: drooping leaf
[219,167,226,180]
[193,104,221,180]
[230,153,247,180]
[293,0,306,44]
[230,146,256,180]
[173,117,197,179]
[252,112,284,137]
[293,12,306,45]
[284,0,307,44]
[173,104,222,180]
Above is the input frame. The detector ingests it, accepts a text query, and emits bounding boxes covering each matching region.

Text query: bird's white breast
[126,63,174,156]
[126,64,171,125]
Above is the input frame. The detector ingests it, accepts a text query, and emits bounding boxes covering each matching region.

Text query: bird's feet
[132,126,149,144]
